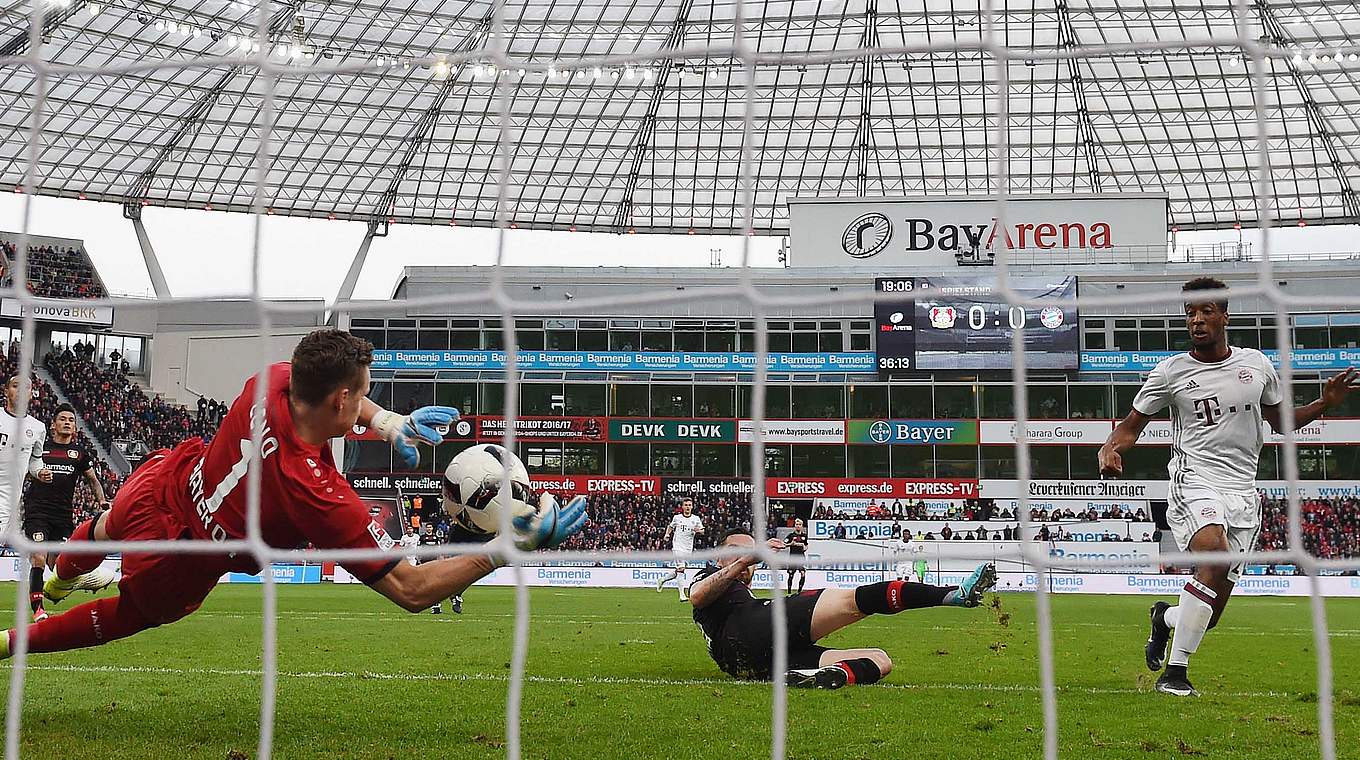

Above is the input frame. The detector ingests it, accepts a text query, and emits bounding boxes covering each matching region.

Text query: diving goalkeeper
[1,329,586,658]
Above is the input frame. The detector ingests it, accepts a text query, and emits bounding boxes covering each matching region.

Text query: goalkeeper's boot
[1155,665,1199,697]
[431,603,442,615]
[946,562,997,608]
[785,666,848,690]
[451,596,463,615]
[43,567,115,605]
[655,576,666,593]
[1145,601,1172,671]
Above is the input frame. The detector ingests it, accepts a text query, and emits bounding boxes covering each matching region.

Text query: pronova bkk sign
[0,297,113,326]
[787,194,1169,267]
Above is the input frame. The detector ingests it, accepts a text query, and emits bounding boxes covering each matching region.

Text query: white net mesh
[2,0,1353,758]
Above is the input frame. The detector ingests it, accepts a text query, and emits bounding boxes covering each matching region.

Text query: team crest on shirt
[1200,505,1219,518]
[1238,369,1254,384]
[67,449,79,459]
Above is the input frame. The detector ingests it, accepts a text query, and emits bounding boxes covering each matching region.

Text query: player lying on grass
[689,528,997,689]
[1099,277,1358,697]
[0,329,586,659]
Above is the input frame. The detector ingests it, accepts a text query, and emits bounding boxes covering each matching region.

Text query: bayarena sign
[788,194,1169,268]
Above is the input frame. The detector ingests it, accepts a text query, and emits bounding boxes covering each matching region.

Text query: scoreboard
[873,276,1079,372]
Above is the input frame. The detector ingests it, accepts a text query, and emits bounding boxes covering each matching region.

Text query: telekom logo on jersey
[188,402,280,541]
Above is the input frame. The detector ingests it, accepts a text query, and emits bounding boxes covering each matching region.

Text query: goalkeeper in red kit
[1,329,587,658]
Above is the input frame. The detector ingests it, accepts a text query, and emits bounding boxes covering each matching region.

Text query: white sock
[677,570,688,598]
[1163,605,1180,629]
[1167,579,1217,667]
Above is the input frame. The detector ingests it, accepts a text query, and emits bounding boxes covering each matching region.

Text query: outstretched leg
[45,513,116,605]
[2,594,156,657]
[810,563,996,641]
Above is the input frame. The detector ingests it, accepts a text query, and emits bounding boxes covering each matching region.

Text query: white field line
[3,663,1323,700]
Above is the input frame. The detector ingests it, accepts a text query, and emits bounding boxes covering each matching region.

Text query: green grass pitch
[1,583,1357,759]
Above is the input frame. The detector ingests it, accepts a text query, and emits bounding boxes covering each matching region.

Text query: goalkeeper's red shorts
[105,452,226,626]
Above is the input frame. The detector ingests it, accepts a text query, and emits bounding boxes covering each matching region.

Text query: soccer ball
[441,444,536,534]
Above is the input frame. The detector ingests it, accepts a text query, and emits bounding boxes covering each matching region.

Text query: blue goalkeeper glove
[370,405,459,468]
[513,494,588,550]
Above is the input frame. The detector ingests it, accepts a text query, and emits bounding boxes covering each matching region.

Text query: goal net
[2,1,1351,759]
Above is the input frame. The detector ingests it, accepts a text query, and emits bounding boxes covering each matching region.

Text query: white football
[441,444,536,534]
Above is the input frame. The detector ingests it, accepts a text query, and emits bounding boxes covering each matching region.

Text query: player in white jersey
[656,497,704,600]
[892,533,914,581]
[399,525,420,566]
[0,375,51,538]
[1100,277,1358,697]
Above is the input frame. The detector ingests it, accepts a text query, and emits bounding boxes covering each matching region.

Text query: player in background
[690,529,996,689]
[399,525,419,566]
[418,525,462,615]
[1099,277,1358,697]
[25,404,114,621]
[785,518,808,594]
[892,531,914,582]
[1,329,585,659]
[656,497,704,600]
[0,374,51,539]
[911,537,929,584]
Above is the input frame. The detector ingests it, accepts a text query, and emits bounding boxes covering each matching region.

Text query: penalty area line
[5,663,1308,699]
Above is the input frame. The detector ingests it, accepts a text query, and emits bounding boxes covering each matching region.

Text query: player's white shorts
[894,561,913,579]
[672,547,693,569]
[1167,483,1260,583]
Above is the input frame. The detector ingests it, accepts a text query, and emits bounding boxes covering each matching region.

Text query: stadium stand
[44,346,222,454]
[0,238,106,299]
[1259,498,1360,561]
[561,493,759,553]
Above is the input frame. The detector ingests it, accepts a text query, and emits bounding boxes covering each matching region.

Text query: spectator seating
[45,347,223,456]
[1259,498,1360,560]
[0,238,107,299]
[560,493,758,553]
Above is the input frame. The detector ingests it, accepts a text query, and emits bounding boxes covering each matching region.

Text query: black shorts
[22,512,74,545]
[713,590,827,680]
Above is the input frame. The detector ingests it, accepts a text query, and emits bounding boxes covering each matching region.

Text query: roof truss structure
[2,0,1359,233]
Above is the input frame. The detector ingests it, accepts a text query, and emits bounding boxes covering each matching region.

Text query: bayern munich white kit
[1132,347,1281,580]
[670,513,703,560]
[0,408,47,536]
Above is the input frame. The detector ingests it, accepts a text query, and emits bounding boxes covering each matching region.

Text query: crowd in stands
[812,499,1150,523]
[0,239,106,300]
[45,345,223,455]
[561,493,761,553]
[1258,498,1360,560]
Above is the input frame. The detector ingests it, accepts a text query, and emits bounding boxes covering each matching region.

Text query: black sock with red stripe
[855,580,949,614]
[833,658,883,686]
[29,567,44,613]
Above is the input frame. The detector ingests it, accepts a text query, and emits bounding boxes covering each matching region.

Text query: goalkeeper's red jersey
[152,362,397,583]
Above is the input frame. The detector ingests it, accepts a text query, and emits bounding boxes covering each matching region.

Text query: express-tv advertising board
[873,276,1078,372]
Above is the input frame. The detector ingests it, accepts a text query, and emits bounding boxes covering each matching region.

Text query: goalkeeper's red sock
[833,658,883,686]
[55,518,106,580]
[4,596,154,657]
[854,580,949,614]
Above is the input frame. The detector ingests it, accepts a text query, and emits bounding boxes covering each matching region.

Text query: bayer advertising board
[787,194,1168,268]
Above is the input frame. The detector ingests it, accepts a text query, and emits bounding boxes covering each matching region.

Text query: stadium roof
[1,0,1359,234]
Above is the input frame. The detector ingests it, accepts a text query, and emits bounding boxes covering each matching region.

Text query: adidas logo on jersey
[1185,380,1200,390]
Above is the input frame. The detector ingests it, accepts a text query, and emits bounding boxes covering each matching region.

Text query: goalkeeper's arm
[369,494,588,613]
[371,554,497,613]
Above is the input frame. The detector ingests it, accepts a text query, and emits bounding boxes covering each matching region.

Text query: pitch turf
[0,583,1357,759]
